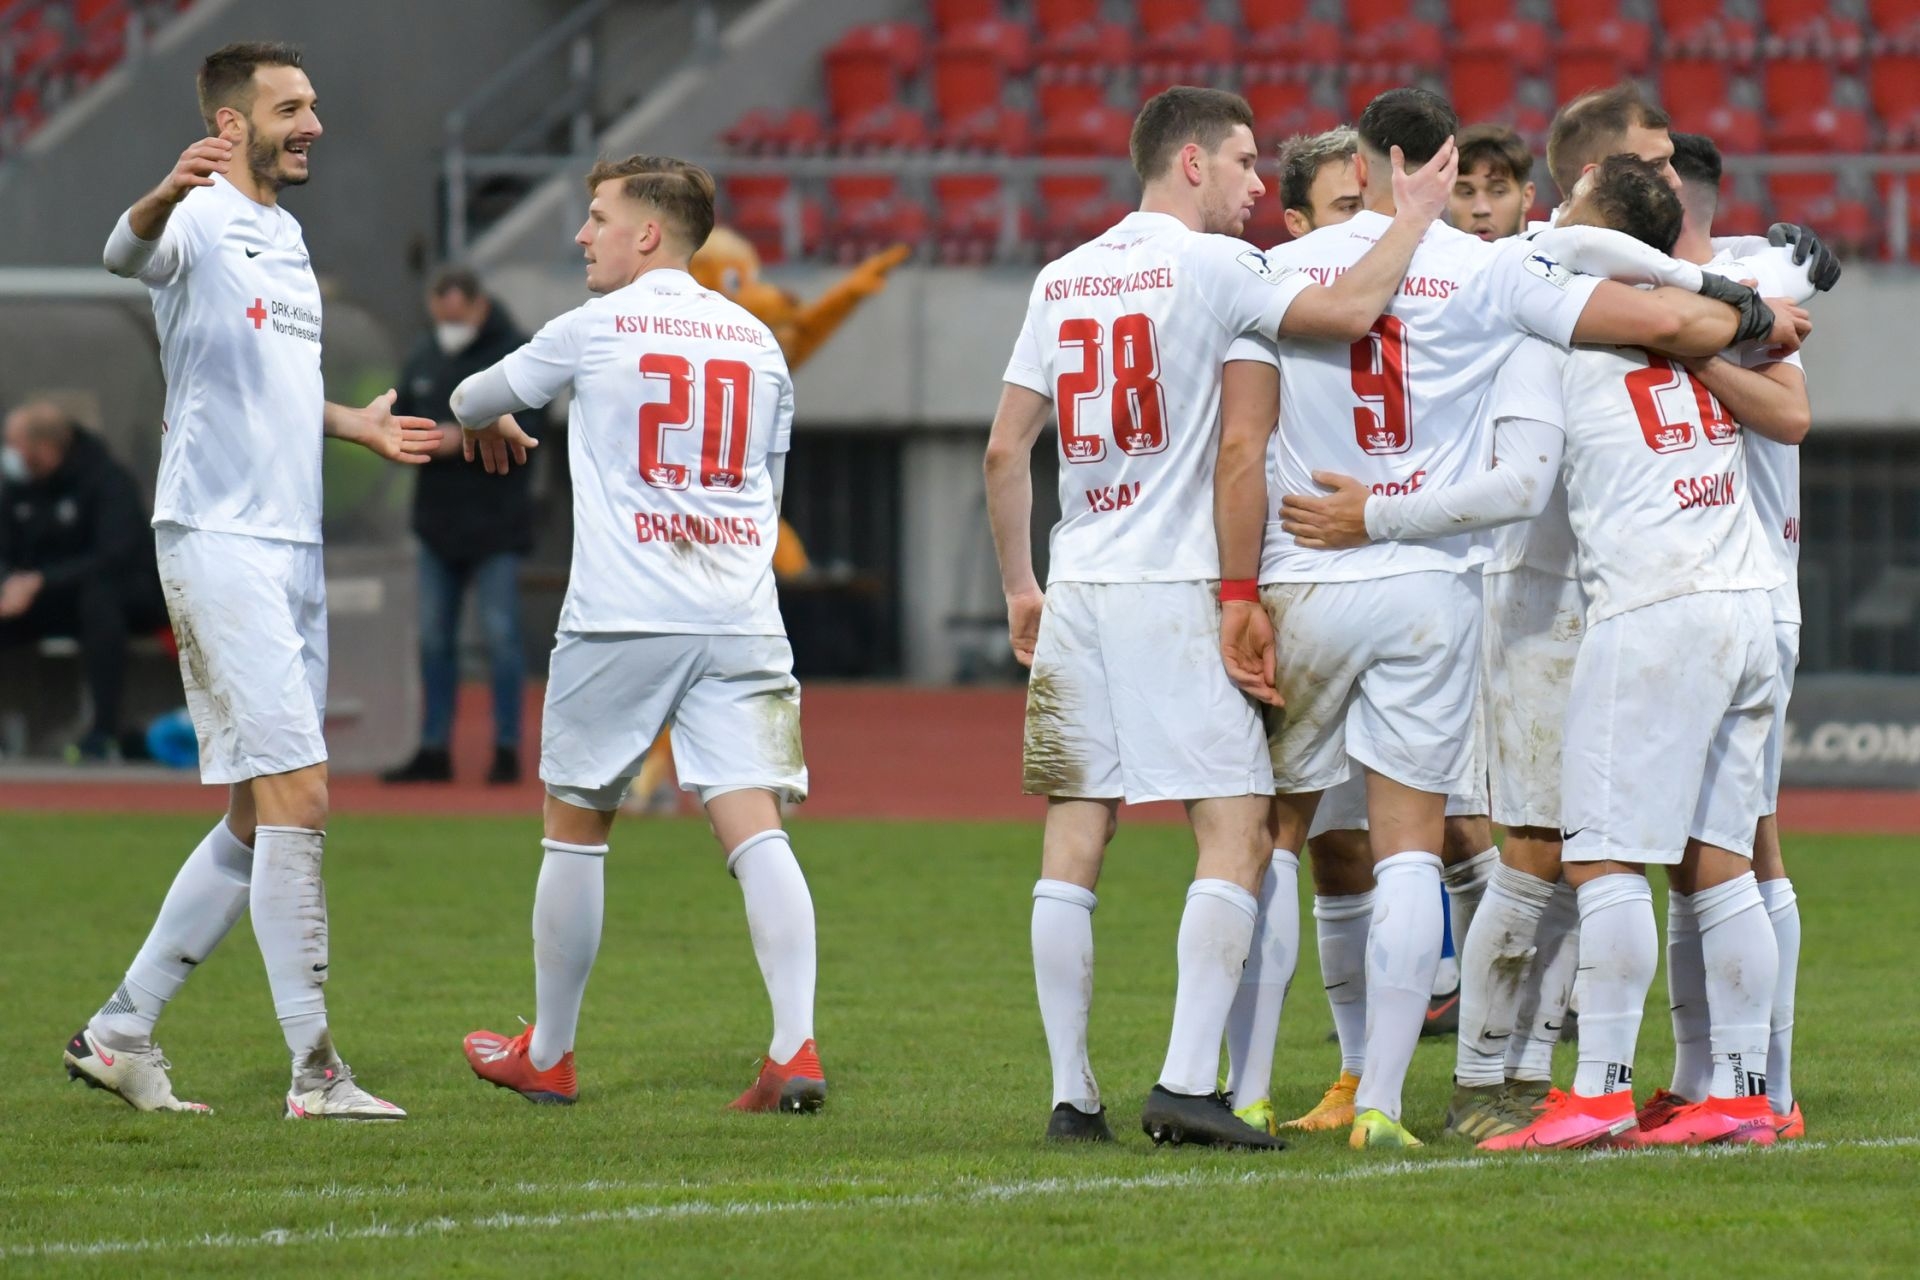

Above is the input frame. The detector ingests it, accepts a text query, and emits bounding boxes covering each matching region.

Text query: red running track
[0,684,1913,833]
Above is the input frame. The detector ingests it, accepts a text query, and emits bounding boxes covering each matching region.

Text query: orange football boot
[1774,1101,1805,1140]
[1478,1088,1637,1151]
[1636,1087,1692,1134]
[1639,1094,1776,1146]
[729,1038,827,1113]
[463,1025,577,1104]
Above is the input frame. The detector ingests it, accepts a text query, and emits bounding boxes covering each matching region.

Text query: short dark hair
[428,264,484,300]
[1356,87,1458,168]
[1277,126,1358,212]
[1584,154,1684,254]
[584,155,717,252]
[1668,130,1723,204]
[1546,83,1672,200]
[196,41,304,133]
[1456,123,1533,185]
[1129,86,1256,184]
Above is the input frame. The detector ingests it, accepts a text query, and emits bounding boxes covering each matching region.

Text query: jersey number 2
[1350,316,1411,456]
[1055,314,1168,463]
[638,353,752,491]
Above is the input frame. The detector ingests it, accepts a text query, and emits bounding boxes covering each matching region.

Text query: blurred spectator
[0,399,168,760]
[381,266,534,785]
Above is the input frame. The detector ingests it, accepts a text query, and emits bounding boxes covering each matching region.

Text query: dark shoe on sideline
[1046,1102,1115,1143]
[487,746,522,786]
[381,747,452,783]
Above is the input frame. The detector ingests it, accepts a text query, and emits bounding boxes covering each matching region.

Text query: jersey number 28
[639,353,752,491]
[1054,314,1168,463]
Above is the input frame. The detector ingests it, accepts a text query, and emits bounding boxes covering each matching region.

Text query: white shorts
[155,525,328,785]
[1260,571,1482,796]
[1561,590,1778,866]
[1484,566,1585,830]
[1760,620,1801,814]
[1023,581,1273,804]
[541,631,807,811]
[1306,753,1487,838]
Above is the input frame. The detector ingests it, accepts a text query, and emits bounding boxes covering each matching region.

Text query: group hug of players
[986,81,1836,1151]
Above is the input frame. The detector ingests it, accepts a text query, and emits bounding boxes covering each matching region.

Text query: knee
[255,766,329,831]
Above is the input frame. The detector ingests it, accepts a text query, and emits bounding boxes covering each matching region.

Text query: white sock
[1507,879,1578,1083]
[1666,891,1710,1101]
[1158,878,1258,1096]
[1455,863,1554,1087]
[1442,846,1498,962]
[1315,891,1373,1076]
[1032,879,1099,1112]
[1759,878,1800,1114]
[1353,852,1444,1122]
[729,829,817,1063]
[92,820,253,1049]
[1571,875,1656,1097]
[1694,872,1777,1101]
[251,826,333,1076]
[529,839,606,1070]
[1225,852,1300,1107]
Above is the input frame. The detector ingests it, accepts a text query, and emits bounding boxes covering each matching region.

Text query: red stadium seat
[1658,0,1759,62]
[1449,53,1520,123]
[1239,0,1342,66]
[1138,0,1206,33]
[1036,102,1135,155]
[1350,19,1445,67]
[826,174,929,255]
[1766,173,1873,254]
[721,107,826,156]
[833,103,930,153]
[1455,17,1551,72]
[1870,55,1920,146]
[1557,18,1655,71]
[1872,172,1920,259]
[1769,104,1873,152]
[932,22,1029,123]
[724,176,822,264]
[1036,77,1109,120]
[1869,0,1920,49]
[1449,0,1521,26]
[823,26,917,127]
[1136,0,1235,70]
[1713,196,1768,239]
[1552,53,1631,104]
[930,0,1002,33]
[933,173,1011,242]
[1035,0,1134,68]
[1244,192,1292,248]
[1346,71,1408,120]
[1035,173,1130,253]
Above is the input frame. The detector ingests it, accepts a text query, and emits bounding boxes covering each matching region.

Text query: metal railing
[441,0,724,260]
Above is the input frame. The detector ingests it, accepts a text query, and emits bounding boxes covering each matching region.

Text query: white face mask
[0,446,27,484]
[434,321,479,355]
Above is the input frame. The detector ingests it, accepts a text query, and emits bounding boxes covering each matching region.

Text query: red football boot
[729,1038,827,1113]
[463,1025,577,1104]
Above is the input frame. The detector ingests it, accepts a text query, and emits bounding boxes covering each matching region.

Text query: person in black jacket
[0,400,169,759]
[382,266,535,785]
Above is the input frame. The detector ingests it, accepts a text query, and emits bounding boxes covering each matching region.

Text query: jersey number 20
[638,353,752,491]
[1625,355,1737,454]
[1054,313,1168,463]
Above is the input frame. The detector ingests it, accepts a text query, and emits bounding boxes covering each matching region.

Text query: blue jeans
[418,545,524,749]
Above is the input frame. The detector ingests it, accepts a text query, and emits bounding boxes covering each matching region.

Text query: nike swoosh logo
[1562,828,1586,840]
[1426,994,1459,1021]
[1481,1032,1511,1041]
[245,248,263,258]
[1325,981,1350,991]
[312,964,328,972]
[1544,1021,1563,1031]
[97,1047,116,1067]
[287,1098,307,1118]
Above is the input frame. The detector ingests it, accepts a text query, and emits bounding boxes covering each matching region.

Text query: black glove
[1768,222,1842,293]
[1696,272,1778,345]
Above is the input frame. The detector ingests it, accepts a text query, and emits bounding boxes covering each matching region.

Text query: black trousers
[0,572,169,738]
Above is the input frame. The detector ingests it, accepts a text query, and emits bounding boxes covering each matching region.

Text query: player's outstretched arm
[1685,357,1811,445]
[983,382,1054,668]
[1276,139,1458,342]
[103,138,233,277]
[322,391,440,467]
[1571,281,1806,358]
[1215,359,1281,705]
[450,362,545,474]
[1281,418,1564,550]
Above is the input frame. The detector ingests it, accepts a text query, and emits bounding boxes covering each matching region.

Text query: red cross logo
[246,298,267,329]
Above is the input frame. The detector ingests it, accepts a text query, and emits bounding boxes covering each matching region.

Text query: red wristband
[1219,579,1259,603]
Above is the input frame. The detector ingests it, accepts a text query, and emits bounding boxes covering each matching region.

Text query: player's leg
[1754,618,1802,1134]
[1034,797,1117,1139]
[1222,791,1316,1132]
[1642,598,1780,1146]
[1285,811,1373,1131]
[1440,813,1496,971]
[1018,582,1126,1138]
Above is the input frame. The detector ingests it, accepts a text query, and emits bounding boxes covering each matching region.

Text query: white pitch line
[4,1136,1913,1263]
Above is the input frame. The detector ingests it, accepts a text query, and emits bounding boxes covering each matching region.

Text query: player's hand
[1390,137,1458,226]
[1006,588,1044,668]
[1768,222,1842,293]
[1763,298,1811,353]
[1280,472,1373,550]
[356,389,440,465]
[159,138,232,203]
[0,570,42,619]
[1220,599,1281,707]
[463,414,540,475]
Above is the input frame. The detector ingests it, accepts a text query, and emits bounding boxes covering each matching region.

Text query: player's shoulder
[171,176,245,235]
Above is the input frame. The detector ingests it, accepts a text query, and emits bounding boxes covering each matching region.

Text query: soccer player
[1274,126,1364,237]
[1448,124,1537,242]
[450,157,824,1113]
[1216,89,1798,1149]
[1540,85,1681,223]
[70,42,436,1118]
[985,86,1458,1148]
[1640,132,1819,1142]
[1282,157,1804,1151]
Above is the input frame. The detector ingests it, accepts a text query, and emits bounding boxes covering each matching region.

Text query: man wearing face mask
[0,399,168,761]
[381,265,535,786]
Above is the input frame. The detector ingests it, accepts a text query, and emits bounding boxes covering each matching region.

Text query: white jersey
[1706,247,1806,624]
[1238,211,1601,583]
[1493,338,1783,625]
[498,268,793,635]
[119,175,325,543]
[1484,471,1577,579]
[1002,211,1314,583]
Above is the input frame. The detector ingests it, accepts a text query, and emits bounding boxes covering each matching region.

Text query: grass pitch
[2,811,1916,1278]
